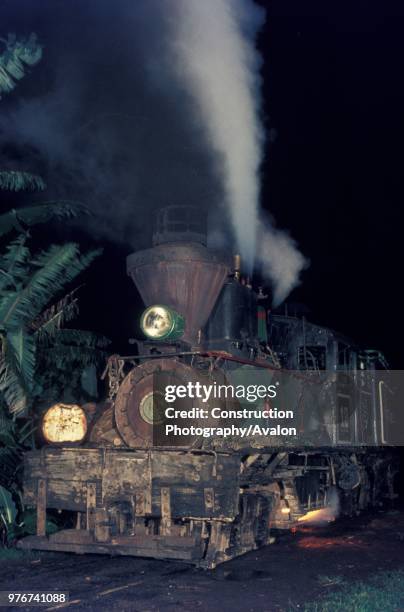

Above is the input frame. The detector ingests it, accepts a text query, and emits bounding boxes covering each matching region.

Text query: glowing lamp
[42,403,87,443]
[140,304,185,341]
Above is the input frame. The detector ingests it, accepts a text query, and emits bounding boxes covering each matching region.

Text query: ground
[1,510,404,611]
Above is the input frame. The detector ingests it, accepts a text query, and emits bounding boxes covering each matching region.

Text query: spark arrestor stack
[126,206,230,345]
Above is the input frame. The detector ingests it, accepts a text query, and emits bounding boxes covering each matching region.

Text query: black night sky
[262,0,404,369]
[1,0,404,367]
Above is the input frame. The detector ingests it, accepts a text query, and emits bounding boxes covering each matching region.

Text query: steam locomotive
[19,206,398,568]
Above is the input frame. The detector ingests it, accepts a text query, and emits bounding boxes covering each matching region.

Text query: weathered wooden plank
[47,479,88,511]
[86,482,97,531]
[202,522,232,568]
[94,508,110,542]
[24,448,239,486]
[18,534,201,561]
[24,448,104,481]
[160,487,171,535]
[36,479,47,536]
[151,486,239,519]
[150,452,239,485]
[134,489,152,515]
[102,453,150,498]
[111,534,196,548]
[50,529,93,544]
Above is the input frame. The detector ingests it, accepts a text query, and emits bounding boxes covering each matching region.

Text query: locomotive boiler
[19,206,398,568]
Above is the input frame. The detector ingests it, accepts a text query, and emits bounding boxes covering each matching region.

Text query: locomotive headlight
[42,403,87,443]
[140,305,185,341]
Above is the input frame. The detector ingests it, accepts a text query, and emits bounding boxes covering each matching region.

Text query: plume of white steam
[169,0,307,301]
[257,215,308,306]
[169,0,264,271]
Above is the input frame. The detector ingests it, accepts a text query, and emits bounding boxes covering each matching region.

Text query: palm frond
[0,485,17,529]
[0,202,90,238]
[37,329,109,373]
[38,344,107,369]
[0,244,102,329]
[7,329,36,393]
[0,444,21,466]
[0,236,31,293]
[0,33,42,97]
[0,171,46,192]
[30,288,80,336]
[0,334,28,415]
[0,408,15,445]
[50,328,110,348]
[0,409,34,449]
[17,201,90,224]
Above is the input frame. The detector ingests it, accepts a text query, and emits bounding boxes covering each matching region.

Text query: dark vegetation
[0,33,108,545]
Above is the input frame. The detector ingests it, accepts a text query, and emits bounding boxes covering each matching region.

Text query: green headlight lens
[140,305,185,341]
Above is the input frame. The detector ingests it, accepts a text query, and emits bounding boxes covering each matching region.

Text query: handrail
[378,380,387,444]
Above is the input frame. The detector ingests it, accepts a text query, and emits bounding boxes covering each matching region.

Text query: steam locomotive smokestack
[127,206,230,345]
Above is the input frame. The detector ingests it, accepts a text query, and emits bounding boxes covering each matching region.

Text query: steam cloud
[257,215,308,306]
[0,0,306,304]
[169,0,264,270]
[169,0,307,300]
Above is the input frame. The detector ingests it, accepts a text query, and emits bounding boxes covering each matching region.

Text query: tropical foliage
[0,33,108,544]
[0,202,91,238]
[0,235,104,415]
[0,171,45,192]
[0,227,108,544]
[0,33,42,98]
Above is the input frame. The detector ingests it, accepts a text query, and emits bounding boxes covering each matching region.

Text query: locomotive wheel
[114,358,207,448]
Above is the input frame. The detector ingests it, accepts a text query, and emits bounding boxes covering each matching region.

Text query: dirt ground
[1,510,404,612]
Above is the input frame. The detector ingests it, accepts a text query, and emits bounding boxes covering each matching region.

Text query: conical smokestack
[127,206,230,345]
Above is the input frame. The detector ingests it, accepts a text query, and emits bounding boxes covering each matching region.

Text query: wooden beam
[36,479,47,536]
[86,482,97,532]
[160,487,171,535]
